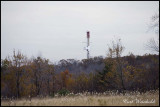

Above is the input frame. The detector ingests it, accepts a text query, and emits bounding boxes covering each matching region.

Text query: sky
[1,1,159,62]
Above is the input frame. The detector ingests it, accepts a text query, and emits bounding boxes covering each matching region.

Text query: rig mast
[86,31,90,59]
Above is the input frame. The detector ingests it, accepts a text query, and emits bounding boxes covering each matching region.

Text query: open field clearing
[1,90,159,106]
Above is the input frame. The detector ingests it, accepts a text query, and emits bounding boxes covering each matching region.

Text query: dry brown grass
[1,90,159,106]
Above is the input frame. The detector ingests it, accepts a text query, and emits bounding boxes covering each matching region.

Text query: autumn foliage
[1,49,159,98]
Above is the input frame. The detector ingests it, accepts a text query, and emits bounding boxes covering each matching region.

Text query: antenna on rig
[84,31,90,59]
[83,31,91,59]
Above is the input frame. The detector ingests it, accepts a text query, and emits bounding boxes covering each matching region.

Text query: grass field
[1,90,159,106]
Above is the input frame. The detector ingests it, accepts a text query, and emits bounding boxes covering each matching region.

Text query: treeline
[1,52,159,98]
[54,56,105,74]
[1,40,159,98]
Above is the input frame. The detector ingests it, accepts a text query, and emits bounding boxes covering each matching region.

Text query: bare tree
[107,38,126,91]
[12,50,25,98]
[146,9,159,53]
[151,10,159,34]
[146,37,159,52]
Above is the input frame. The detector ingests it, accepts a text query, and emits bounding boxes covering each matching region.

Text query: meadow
[1,90,159,106]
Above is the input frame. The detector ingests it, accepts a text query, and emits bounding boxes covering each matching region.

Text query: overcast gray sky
[1,1,159,62]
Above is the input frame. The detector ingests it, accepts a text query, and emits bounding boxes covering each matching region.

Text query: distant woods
[1,39,159,98]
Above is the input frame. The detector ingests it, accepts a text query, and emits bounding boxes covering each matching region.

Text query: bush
[58,89,70,96]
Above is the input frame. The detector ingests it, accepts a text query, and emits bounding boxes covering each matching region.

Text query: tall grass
[1,90,159,106]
